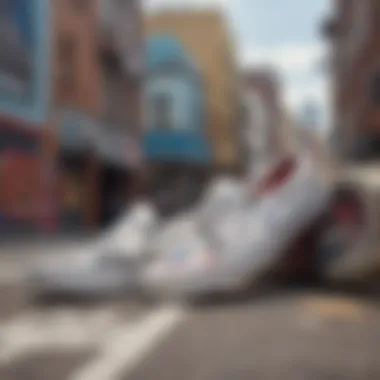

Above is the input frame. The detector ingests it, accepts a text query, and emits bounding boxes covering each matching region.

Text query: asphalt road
[0,282,380,380]
[0,282,162,380]
[126,288,380,380]
[1,247,380,380]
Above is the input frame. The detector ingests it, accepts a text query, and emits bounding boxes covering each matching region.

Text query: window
[58,35,76,61]
[346,0,370,59]
[151,94,173,130]
[116,0,127,7]
[71,0,89,13]
[57,35,77,99]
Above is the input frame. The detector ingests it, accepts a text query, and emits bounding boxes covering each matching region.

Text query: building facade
[145,10,241,173]
[96,0,144,227]
[323,0,380,160]
[278,108,298,157]
[53,0,144,231]
[0,0,144,236]
[242,68,285,175]
[0,0,51,236]
[52,0,103,232]
[145,35,212,216]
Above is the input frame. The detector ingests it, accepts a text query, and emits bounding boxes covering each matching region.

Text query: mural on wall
[0,0,50,124]
[0,125,41,232]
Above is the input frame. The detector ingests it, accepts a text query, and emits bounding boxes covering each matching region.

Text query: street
[126,289,380,380]
[0,282,179,380]
[0,256,380,380]
[0,0,379,377]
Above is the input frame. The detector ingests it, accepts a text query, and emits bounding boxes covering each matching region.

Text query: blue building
[145,35,212,215]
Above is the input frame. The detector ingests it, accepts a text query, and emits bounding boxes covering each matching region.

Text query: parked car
[316,167,380,281]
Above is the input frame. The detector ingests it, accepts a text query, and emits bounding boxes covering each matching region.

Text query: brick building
[51,0,103,232]
[53,0,144,231]
[322,0,380,160]
[53,0,103,116]
[0,0,144,236]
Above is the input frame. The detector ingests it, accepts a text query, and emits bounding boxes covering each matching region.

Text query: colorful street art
[0,149,41,223]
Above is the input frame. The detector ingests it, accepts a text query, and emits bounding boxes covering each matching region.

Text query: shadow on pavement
[189,276,380,309]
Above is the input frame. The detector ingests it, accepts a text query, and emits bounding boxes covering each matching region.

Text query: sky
[144,0,332,133]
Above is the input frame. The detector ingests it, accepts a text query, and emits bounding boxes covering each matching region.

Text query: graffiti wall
[0,0,51,125]
[0,126,41,233]
[0,151,40,220]
[0,0,52,234]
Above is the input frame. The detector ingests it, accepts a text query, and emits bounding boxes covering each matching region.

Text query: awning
[144,131,212,165]
[59,110,91,152]
[92,126,143,169]
[59,109,143,169]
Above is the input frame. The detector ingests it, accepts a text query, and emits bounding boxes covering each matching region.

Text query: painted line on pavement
[0,306,124,364]
[71,305,186,380]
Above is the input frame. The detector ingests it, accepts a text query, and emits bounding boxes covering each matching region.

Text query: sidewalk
[0,232,96,256]
[0,234,97,285]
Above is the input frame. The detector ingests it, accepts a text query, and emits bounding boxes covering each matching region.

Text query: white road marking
[72,305,186,380]
[0,306,125,364]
